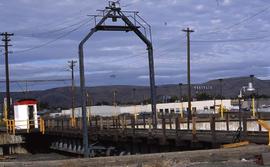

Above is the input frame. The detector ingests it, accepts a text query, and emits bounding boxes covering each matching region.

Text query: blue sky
[0,0,270,91]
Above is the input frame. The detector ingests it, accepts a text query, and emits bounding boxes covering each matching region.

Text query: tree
[96,101,109,106]
[169,96,179,102]
[38,102,49,110]
[196,93,212,101]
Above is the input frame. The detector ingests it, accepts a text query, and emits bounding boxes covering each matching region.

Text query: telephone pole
[113,90,117,116]
[68,60,77,127]
[182,28,194,130]
[1,32,14,120]
[219,78,223,118]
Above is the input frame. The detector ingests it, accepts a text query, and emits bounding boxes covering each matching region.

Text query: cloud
[195,4,204,11]
[211,19,221,24]
[222,0,231,6]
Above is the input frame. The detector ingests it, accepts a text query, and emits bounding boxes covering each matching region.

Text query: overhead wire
[152,5,270,52]
[196,5,270,37]
[0,79,71,83]
[17,17,92,37]
[0,79,72,92]
[14,81,26,93]
[191,34,270,43]
[12,4,95,35]
[13,16,95,54]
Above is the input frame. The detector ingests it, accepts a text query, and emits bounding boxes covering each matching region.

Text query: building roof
[14,99,37,106]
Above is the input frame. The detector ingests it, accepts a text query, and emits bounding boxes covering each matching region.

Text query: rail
[6,119,15,135]
[3,118,45,135]
[257,119,270,145]
[43,112,270,134]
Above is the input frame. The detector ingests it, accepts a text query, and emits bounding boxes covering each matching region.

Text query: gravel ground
[1,153,69,162]
[0,145,268,167]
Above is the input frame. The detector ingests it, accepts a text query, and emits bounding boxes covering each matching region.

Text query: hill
[0,76,269,109]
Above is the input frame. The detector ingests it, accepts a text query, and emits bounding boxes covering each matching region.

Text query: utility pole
[1,32,14,120]
[132,88,137,119]
[182,28,194,130]
[219,78,223,119]
[113,90,117,116]
[178,83,183,118]
[68,60,77,127]
[250,75,256,117]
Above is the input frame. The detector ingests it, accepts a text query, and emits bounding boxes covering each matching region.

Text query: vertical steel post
[147,46,157,128]
[78,12,109,157]
[238,98,242,128]
[120,12,157,129]
[78,29,97,157]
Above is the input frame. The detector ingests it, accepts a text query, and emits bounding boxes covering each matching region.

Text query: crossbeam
[96,25,140,32]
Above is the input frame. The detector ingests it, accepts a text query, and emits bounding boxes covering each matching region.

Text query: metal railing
[3,118,45,135]
[43,112,270,133]
[6,119,15,135]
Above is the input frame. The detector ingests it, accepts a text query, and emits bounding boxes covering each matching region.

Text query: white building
[14,99,38,129]
[58,99,232,118]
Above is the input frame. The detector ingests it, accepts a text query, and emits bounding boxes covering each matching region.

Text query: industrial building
[58,99,232,117]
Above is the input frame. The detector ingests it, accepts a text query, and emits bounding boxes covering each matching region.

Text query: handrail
[4,119,42,134]
[39,118,45,134]
[5,119,15,135]
[257,119,270,145]
[42,115,270,135]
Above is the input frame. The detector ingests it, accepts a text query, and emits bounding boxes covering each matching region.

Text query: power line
[14,81,26,93]
[226,6,270,30]
[13,5,95,35]
[0,79,72,93]
[17,17,91,37]
[13,17,95,54]
[191,34,270,43]
[197,5,270,37]
[0,79,71,83]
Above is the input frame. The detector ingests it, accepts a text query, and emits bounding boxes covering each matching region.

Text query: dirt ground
[0,145,269,167]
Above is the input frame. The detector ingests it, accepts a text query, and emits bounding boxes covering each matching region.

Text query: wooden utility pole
[219,78,223,118]
[113,90,117,116]
[182,28,194,130]
[68,60,77,127]
[1,32,14,120]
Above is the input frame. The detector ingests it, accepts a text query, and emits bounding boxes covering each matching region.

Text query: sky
[0,0,270,91]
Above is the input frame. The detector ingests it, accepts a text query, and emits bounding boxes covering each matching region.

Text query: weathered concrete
[0,145,268,167]
[0,133,24,145]
[0,133,26,155]
[262,152,270,165]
